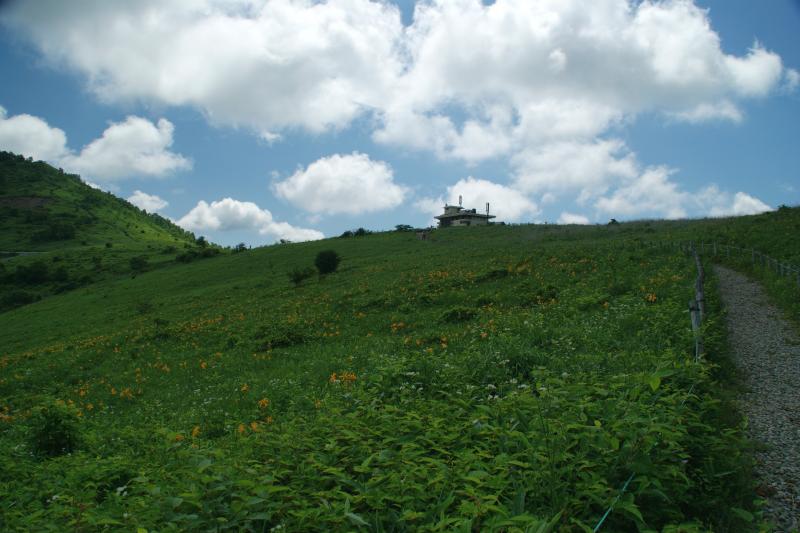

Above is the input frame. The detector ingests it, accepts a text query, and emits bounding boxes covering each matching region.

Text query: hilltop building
[435,196,496,228]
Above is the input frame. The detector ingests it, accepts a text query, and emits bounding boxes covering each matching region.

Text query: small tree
[288,266,315,287]
[315,250,341,275]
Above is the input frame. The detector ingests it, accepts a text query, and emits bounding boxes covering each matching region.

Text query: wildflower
[250,421,260,432]
[645,293,657,303]
[240,383,250,393]
[314,399,322,409]
[238,423,247,434]
[602,301,609,309]
[258,398,270,409]
[329,372,338,383]
[265,416,274,424]
[174,434,184,442]
[200,360,208,369]
[191,425,201,438]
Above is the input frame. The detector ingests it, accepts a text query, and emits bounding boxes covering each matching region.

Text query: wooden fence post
[689,299,703,361]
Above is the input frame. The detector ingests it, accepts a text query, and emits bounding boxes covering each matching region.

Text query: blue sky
[0,0,798,246]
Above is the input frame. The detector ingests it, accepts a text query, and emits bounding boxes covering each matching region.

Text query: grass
[3,154,799,531]
[1,220,785,531]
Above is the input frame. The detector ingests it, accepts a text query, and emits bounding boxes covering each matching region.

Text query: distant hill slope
[0,151,195,251]
[0,151,216,311]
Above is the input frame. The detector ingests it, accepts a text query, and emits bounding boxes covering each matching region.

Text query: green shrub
[129,255,149,272]
[288,266,315,287]
[15,260,49,284]
[1,289,37,308]
[315,250,341,275]
[28,400,81,458]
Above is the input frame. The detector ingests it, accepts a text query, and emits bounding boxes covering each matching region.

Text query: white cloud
[670,100,743,123]
[3,0,403,135]
[416,177,539,223]
[782,68,800,93]
[3,1,794,222]
[273,152,407,215]
[0,107,190,182]
[0,105,68,161]
[177,197,323,242]
[596,172,772,220]
[60,116,191,181]
[704,188,772,217]
[5,0,791,152]
[128,190,168,212]
[511,139,638,202]
[595,166,689,220]
[558,212,590,225]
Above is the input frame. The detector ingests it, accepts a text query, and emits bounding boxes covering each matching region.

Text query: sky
[0,0,798,246]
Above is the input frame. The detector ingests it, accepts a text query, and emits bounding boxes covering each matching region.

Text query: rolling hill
[1,152,799,530]
[0,151,215,311]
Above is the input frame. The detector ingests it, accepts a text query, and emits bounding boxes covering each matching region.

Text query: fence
[593,241,707,531]
[636,240,800,288]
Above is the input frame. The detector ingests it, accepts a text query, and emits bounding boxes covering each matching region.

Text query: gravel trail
[714,265,799,532]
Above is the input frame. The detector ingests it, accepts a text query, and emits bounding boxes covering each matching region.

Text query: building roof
[434,205,496,220]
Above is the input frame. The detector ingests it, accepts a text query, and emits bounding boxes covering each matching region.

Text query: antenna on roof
[486,202,490,215]
[459,195,462,207]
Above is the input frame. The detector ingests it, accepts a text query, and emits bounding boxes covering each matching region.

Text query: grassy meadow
[2,220,783,532]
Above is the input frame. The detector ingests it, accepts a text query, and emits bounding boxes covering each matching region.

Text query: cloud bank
[0,106,190,182]
[3,0,791,221]
[177,197,323,242]
[274,152,407,215]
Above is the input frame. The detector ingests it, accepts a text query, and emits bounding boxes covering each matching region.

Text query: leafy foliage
[1,208,797,530]
[287,266,315,286]
[314,249,341,275]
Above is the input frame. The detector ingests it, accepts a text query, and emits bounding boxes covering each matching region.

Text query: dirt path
[714,265,799,532]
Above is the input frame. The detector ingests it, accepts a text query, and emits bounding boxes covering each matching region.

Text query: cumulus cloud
[177,197,323,242]
[558,212,590,225]
[511,139,639,204]
[703,188,772,217]
[5,0,792,149]
[0,105,68,161]
[3,1,795,219]
[60,116,191,181]
[596,166,689,220]
[2,0,403,134]
[273,152,407,215]
[0,107,190,182]
[595,171,772,220]
[416,177,539,223]
[128,190,168,212]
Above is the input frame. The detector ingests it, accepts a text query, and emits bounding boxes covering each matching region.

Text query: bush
[1,289,37,308]
[28,401,81,458]
[315,250,341,275]
[16,260,49,284]
[129,255,149,272]
[288,266,315,287]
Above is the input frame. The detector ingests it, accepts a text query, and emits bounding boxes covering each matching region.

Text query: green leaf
[730,507,754,522]
[647,375,661,391]
[346,512,369,527]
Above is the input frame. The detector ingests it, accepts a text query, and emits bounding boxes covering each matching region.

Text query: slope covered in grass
[0,221,769,531]
[0,152,212,311]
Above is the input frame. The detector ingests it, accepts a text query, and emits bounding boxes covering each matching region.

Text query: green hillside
[3,205,799,531]
[1,154,799,530]
[0,152,211,311]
